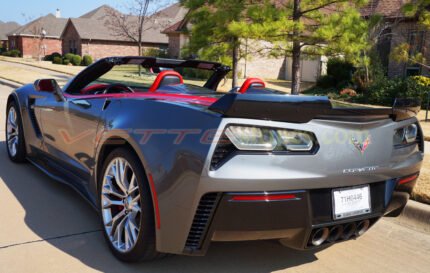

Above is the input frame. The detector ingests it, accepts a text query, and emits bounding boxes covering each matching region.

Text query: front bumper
[182,177,417,256]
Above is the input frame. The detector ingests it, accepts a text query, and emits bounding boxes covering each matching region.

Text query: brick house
[361,0,430,78]
[0,21,20,50]
[61,4,187,60]
[8,14,67,58]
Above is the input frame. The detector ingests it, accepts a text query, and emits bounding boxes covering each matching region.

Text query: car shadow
[0,141,319,272]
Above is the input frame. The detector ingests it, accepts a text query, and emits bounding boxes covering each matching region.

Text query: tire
[5,100,26,162]
[98,147,162,262]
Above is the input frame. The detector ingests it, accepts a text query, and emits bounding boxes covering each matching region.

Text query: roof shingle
[361,0,409,18]
[65,3,187,44]
[9,14,67,38]
[0,21,20,40]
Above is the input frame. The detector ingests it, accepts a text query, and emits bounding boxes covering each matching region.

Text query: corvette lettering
[343,166,379,174]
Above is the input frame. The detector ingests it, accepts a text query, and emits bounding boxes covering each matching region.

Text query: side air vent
[210,134,237,170]
[417,124,424,152]
[185,193,220,251]
[28,99,42,138]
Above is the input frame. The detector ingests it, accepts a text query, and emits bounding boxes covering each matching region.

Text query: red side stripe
[148,174,161,229]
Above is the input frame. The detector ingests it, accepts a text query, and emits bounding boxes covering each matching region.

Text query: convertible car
[5,56,423,262]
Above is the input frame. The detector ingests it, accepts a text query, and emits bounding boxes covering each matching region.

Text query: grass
[0,56,85,75]
[416,110,430,141]
[0,63,71,86]
[413,156,430,204]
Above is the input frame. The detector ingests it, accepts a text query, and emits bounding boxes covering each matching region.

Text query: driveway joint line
[0,229,102,250]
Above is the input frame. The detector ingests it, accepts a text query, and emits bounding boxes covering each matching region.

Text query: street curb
[0,78,22,89]
[392,200,430,234]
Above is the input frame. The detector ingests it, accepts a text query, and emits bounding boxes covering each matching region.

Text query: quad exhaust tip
[355,219,370,237]
[310,227,330,246]
[341,222,357,240]
[327,225,343,243]
[308,219,373,247]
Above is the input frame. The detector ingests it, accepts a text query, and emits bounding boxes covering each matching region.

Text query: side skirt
[26,155,98,211]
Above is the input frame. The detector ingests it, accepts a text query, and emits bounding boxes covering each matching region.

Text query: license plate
[332,185,371,220]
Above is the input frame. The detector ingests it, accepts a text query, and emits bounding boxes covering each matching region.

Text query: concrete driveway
[1,83,430,273]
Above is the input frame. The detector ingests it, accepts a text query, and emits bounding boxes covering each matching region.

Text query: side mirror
[34,79,64,101]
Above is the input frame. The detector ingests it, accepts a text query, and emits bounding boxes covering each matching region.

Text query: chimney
[55,8,61,18]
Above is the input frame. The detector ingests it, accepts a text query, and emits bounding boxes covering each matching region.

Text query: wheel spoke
[113,215,127,248]
[109,209,126,236]
[102,195,124,209]
[128,173,138,194]
[103,176,125,199]
[112,160,128,194]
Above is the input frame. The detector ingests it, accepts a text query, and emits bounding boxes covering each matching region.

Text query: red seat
[149,70,184,92]
[81,84,109,94]
[238,78,266,94]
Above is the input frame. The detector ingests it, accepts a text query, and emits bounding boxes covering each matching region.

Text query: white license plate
[332,185,371,220]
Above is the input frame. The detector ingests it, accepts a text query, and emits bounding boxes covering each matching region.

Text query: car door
[36,92,106,186]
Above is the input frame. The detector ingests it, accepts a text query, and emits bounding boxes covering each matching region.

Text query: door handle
[71,99,91,108]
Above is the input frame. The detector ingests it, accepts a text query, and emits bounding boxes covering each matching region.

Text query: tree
[391,1,430,70]
[229,0,369,94]
[180,0,250,88]
[105,0,174,57]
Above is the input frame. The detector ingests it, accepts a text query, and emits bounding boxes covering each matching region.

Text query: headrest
[238,78,266,94]
[149,70,184,92]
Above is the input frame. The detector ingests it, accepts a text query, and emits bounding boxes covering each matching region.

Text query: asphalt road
[1,83,430,273]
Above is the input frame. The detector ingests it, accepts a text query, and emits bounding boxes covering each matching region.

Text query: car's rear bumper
[153,117,423,255]
[181,176,417,256]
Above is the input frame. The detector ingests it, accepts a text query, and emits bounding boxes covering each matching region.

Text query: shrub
[144,47,168,58]
[316,75,335,88]
[3,49,21,57]
[410,76,430,87]
[366,76,429,107]
[327,58,355,84]
[63,53,75,61]
[82,55,93,66]
[53,56,62,64]
[70,55,82,66]
[62,58,71,65]
[45,52,61,62]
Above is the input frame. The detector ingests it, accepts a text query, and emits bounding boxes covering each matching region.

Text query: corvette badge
[351,135,371,154]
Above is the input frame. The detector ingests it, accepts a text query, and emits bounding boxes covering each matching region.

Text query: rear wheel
[6,101,26,162]
[99,147,162,262]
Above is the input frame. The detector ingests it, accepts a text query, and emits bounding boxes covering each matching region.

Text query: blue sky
[0,0,177,24]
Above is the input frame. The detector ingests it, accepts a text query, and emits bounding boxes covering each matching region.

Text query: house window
[405,30,425,76]
[69,40,77,54]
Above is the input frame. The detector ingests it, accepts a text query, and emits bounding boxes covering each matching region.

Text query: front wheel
[99,147,162,262]
[6,101,26,162]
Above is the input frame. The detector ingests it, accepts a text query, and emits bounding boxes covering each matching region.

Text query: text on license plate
[332,185,371,220]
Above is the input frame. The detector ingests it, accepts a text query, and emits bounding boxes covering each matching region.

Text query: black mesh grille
[28,99,41,137]
[185,193,220,250]
[417,124,424,152]
[210,135,236,170]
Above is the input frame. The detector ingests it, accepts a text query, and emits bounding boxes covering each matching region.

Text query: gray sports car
[5,56,423,262]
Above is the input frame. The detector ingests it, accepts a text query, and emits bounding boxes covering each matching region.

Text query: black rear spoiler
[208,94,420,123]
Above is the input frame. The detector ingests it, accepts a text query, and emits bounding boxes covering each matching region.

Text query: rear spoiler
[208,94,420,123]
